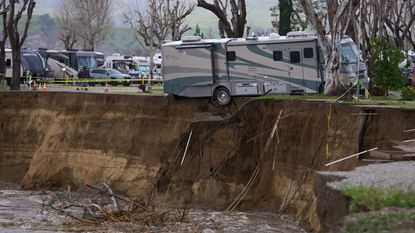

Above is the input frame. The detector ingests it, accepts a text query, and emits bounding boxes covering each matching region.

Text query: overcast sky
[35,0,274,29]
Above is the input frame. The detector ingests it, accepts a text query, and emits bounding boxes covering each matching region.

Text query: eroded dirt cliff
[1,92,414,231]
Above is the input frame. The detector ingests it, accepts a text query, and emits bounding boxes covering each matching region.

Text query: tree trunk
[0,43,6,79]
[10,48,21,90]
[279,0,293,36]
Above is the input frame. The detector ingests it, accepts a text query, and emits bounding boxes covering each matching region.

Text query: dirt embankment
[1,92,414,232]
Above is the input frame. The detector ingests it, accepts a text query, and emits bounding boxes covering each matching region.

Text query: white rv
[105,53,135,74]
[162,32,367,105]
[153,52,162,74]
[5,49,47,84]
[132,56,150,78]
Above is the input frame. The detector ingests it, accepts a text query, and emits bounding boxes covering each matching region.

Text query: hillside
[23,14,141,55]
[25,0,276,56]
[35,0,275,28]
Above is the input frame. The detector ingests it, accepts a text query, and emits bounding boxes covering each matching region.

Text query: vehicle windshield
[107,69,121,75]
[21,52,45,73]
[138,65,150,72]
[340,42,359,63]
[77,55,97,69]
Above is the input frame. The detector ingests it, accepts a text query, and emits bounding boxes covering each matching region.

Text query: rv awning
[175,44,213,50]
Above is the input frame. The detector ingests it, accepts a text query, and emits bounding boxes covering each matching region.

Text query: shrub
[401,86,415,101]
[370,39,407,93]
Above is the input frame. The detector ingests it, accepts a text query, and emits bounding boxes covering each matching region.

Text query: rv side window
[273,51,283,61]
[6,59,11,67]
[290,51,301,63]
[304,48,314,58]
[227,51,236,61]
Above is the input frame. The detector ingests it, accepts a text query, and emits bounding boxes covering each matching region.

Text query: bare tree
[55,1,79,50]
[6,0,36,90]
[196,0,246,38]
[167,0,194,41]
[343,0,411,70]
[270,0,326,32]
[0,0,9,81]
[125,0,193,49]
[61,0,113,51]
[299,0,353,95]
[124,0,193,78]
[384,0,415,48]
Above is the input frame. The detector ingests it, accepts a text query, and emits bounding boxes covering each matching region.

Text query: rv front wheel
[214,87,231,106]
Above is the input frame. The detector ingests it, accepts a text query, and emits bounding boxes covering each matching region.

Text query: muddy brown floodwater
[0,184,306,233]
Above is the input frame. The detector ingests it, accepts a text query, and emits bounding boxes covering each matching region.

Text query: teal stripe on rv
[227,46,317,71]
[259,73,321,91]
[164,76,212,95]
[164,75,321,95]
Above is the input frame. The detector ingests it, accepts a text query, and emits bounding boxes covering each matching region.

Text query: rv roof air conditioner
[287,31,313,38]
[246,36,258,41]
[246,33,258,41]
[182,36,202,43]
[269,33,280,40]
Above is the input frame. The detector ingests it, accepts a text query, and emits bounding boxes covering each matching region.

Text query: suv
[90,68,131,86]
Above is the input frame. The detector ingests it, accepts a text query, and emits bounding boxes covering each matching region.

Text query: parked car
[90,68,131,86]
[152,72,163,84]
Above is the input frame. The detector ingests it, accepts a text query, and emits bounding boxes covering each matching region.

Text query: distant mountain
[35,0,276,29]
[25,0,277,55]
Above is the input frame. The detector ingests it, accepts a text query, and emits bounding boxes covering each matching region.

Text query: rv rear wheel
[214,87,231,106]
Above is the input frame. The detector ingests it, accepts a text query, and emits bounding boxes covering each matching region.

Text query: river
[0,186,307,233]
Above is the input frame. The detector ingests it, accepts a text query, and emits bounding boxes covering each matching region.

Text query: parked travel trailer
[153,52,162,74]
[105,54,135,74]
[132,56,150,78]
[5,49,47,84]
[37,48,77,78]
[45,50,105,71]
[162,32,367,105]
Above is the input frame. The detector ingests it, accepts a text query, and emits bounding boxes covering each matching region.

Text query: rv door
[174,44,215,96]
[288,50,305,92]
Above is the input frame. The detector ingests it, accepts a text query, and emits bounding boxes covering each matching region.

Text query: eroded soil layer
[1,92,414,231]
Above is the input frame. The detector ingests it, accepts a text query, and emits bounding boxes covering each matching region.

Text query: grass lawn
[342,186,415,212]
[344,211,415,233]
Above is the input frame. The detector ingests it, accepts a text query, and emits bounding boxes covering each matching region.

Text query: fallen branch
[86,184,147,211]
[324,147,378,167]
[181,129,193,165]
[44,183,188,227]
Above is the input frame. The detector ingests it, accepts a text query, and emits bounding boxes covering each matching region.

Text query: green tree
[370,39,407,95]
[279,0,293,36]
[194,24,204,38]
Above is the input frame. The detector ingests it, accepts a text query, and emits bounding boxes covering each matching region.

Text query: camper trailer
[105,54,136,74]
[132,56,150,78]
[162,32,367,105]
[5,49,47,84]
[46,50,105,71]
[153,52,162,74]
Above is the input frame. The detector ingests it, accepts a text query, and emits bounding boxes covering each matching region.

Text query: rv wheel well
[214,86,229,93]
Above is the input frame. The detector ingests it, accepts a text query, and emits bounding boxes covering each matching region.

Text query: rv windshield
[341,43,359,64]
[21,52,45,74]
[138,65,150,73]
[77,55,97,69]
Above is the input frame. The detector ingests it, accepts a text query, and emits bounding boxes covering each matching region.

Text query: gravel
[318,161,415,191]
